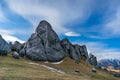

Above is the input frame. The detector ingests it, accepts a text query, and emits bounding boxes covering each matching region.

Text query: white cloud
[85,4,120,39]
[0,5,8,22]
[0,29,25,43]
[65,31,81,36]
[2,35,25,43]
[97,51,120,61]
[0,29,14,35]
[104,8,120,36]
[6,0,66,33]
[6,0,92,34]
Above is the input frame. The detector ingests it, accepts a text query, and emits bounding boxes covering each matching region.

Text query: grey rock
[91,67,96,73]
[0,50,7,56]
[78,45,89,59]
[19,43,26,57]
[11,41,24,52]
[75,69,80,73]
[12,52,20,59]
[73,45,89,61]
[24,33,47,61]
[61,38,80,62]
[19,48,26,57]
[61,38,89,63]
[0,35,11,54]
[20,20,65,62]
[89,53,97,66]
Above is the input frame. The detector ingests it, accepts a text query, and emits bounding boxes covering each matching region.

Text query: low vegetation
[0,54,119,80]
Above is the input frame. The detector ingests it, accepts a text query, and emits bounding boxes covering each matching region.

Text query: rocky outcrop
[60,38,80,62]
[0,50,7,56]
[11,41,24,52]
[19,43,26,57]
[0,35,11,55]
[61,38,89,63]
[19,20,65,62]
[89,53,97,66]
[12,20,97,64]
[73,44,89,60]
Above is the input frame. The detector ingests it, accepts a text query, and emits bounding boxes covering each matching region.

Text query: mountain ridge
[98,59,120,71]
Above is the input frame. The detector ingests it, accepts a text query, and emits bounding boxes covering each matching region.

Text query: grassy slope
[0,54,119,80]
[41,58,119,80]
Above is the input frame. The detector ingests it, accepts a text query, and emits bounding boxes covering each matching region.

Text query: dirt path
[28,62,65,74]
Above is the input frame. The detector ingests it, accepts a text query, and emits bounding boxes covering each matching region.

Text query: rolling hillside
[0,54,119,80]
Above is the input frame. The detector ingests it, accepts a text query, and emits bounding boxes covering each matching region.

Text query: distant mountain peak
[98,59,120,70]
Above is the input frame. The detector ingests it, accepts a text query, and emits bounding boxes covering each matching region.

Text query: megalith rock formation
[19,20,65,62]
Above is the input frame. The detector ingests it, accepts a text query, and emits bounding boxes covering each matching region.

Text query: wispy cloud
[6,0,92,34]
[0,29,14,35]
[87,0,120,38]
[4,0,120,38]
[2,35,25,43]
[104,7,120,37]
[0,5,8,22]
[0,29,25,43]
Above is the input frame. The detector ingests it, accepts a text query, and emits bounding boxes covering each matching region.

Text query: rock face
[12,52,20,59]
[61,38,89,63]
[19,20,65,62]
[89,53,97,66]
[0,35,11,54]
[91,67,96,73]
[60,38,80,62]
[11,41,24,52]
[0,50,7,56]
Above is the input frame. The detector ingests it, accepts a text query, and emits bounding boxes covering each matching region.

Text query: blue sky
[0,0,120,60]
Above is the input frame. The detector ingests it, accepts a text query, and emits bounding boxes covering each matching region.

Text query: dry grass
[0,54,119,80]
[40,58,120,80]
